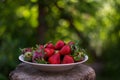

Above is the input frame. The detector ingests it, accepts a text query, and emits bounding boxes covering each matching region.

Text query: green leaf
[35,58,48,64]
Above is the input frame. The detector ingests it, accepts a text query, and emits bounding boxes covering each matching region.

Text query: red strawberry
[67,41,75,46]
[62,55,74,64]
[32,51,45,63]
[55,40,65,50]
[39,45,44,49]
[21,48,32,54]
[45,42,55,49]
[48,52,60,64]
[36,45,44,50]
[44,48,55,57]
[59,45,71,55]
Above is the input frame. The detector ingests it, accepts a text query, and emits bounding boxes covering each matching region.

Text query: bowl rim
[19,54,88,66]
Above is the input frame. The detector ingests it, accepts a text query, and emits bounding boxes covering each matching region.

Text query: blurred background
[0,0,120,80]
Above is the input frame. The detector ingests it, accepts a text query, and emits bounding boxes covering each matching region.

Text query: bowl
[19,54,88,72]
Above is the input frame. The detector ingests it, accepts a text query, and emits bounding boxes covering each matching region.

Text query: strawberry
[21,48,32,54]
[24,52,33,61]
[67,41,75,46]
[70,41,85,62]
[44,48,55,57]
[48,52,60,64]
[55,40,65,50]
[62,55,74,64]
[32,47,47,64]
[45,42,55,49]
[73,51,85,62]
[35,45,45,51]
[59,45,71,55]
[39,45,44,49]
[32,51,43,62]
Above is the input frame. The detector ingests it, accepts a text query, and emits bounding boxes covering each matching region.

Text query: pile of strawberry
[21,40,86,64]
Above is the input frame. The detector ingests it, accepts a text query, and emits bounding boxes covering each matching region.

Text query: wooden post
[37,1,48,44]
[9,63,95,80]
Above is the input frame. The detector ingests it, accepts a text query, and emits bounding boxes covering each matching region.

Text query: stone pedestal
[9,63,95,80]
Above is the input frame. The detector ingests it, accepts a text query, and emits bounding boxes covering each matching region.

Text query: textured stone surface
[9,63,95,80]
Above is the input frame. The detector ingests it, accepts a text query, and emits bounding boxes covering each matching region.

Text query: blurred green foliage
[0,0,120,80]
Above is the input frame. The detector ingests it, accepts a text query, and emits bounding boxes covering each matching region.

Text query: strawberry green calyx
[34,58,48,64]
[73,52,84,62]
[32,45,46,63]
[20,48,32,54]
[70,41,80,55]
[36,44,44,50]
